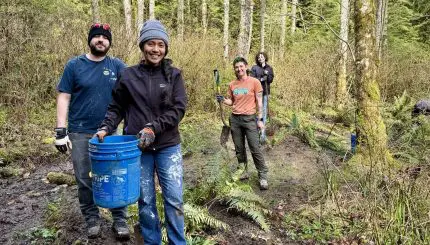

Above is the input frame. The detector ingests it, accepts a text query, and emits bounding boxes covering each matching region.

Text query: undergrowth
[281,91,430,244]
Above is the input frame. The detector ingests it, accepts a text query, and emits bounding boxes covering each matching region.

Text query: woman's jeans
[138,144,186,245]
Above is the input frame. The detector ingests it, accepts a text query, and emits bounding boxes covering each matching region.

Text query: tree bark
[123,0,132,39]
[91,0,100,24]
[246,1,254,56]
[177,0,184,40]
[137,0,145,31]
[202,0,208,35]
[259,0,266,52]
[149,0,155,20]
[291,0,297,34]
[336,0,349,108]
[223,0,230,61]
[237,0,252,58]
[354,0,388,164]
[238,0,246,57]
[280,0,287,58]
[376,0,388,61]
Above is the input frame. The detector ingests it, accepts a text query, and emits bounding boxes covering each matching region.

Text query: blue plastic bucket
[88,135,141,208]
[351,133,357,154]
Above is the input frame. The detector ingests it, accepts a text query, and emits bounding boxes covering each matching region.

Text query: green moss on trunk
[354,0,391,167]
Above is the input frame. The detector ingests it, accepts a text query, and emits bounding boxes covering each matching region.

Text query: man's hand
[55,127,72,153]
[94,128,108,143]
[216,95,224,103]
[137,127,155,150]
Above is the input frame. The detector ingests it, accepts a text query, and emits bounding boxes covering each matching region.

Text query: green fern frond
[291,113,300,129]
[226,198,270,231]
[186,234,217,245]
[184,203,229,231]
[162,227,168,243]
[393,90,413,117]
[228,189,265,205]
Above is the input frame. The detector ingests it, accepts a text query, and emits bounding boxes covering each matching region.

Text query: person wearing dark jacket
[251,52,274,142]
[412,99,430,117]
[96,20,187,245]
[251,52,274,96]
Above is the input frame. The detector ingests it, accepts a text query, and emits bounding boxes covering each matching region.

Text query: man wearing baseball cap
[54,23,129,240]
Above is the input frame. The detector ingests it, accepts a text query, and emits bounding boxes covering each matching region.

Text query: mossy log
[47,172,76,185]
[0,166,24,178]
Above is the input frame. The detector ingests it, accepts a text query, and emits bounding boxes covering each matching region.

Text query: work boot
[112,221,130,240]
[259,179,269,190]
[87,218,101,239]
[239,169,250,180]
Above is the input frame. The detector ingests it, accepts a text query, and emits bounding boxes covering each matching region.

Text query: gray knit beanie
[138,20,169,49]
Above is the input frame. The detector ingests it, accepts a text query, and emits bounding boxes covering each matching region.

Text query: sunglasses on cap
[91,23,110,30]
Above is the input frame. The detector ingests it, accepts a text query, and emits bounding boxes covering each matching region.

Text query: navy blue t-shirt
[57,55,126,133]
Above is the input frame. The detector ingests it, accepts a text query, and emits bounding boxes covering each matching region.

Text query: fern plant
[213,168,272,231]
[289,112,320,149]
[186,150,272,232]
[184,203,229,232]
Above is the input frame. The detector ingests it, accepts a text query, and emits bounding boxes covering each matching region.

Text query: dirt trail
[0,135,326,244]
[210,136,325,244]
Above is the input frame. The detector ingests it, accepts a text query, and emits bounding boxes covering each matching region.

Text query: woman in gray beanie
[96,20,187,245]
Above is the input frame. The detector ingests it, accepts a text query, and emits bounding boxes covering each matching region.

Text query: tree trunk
[91,0,100,23]
[259,0,266,52]
[246,1,254,56]
[238,0,246,57]
[237,0,252,58]
[280,0,287,58]
[177,0,184,40]
[123,0,132,39]
[336,0,349,108]
[376,0,387,61]
[223,0,230,61]
[149,0,155,20]
[291,0,297,34]
[202,0,208,35]
[354,0,388,164]
[137,0,145,31]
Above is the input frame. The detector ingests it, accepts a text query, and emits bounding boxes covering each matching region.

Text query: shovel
[214,69,230,146]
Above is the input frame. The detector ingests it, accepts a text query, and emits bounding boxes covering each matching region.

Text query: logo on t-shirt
[103,68,118,81]
[233,88,249,95]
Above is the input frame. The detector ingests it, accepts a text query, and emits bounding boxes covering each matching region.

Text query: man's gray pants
[69,133,127,223]
[229,114,268,180]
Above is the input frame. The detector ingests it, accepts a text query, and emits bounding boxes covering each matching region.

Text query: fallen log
[46,172,76,185]
[0,166,24,178]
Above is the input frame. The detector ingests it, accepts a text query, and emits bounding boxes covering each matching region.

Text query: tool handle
[214,69,229,127]
[214,69,220,85]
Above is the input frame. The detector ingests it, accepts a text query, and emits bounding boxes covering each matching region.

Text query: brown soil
[0,135,331,245]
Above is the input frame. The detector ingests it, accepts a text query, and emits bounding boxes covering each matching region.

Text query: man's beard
[90,42,110,57]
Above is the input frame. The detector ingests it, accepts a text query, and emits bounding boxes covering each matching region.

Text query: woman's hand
[257,120,265,130]
[138,127,155,150]
[93,129,108,143]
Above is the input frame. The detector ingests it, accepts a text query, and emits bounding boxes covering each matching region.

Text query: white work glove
[54,127,72,153]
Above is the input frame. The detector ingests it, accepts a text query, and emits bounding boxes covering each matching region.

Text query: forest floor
[0,134,340,245]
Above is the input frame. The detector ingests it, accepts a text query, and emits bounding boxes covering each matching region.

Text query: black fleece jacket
[100,60,187,151]
[251,64,274,95]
